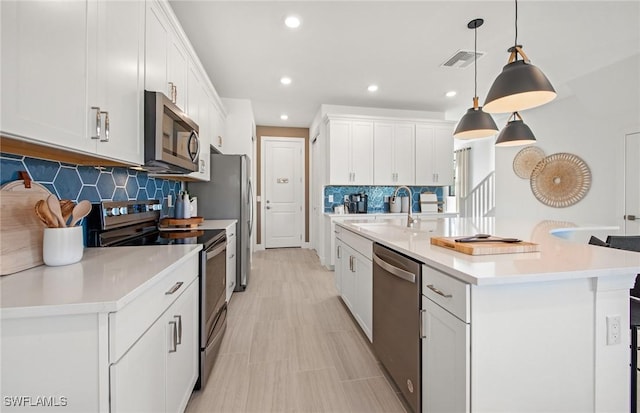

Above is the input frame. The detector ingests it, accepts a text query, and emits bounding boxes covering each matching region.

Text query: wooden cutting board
[1,179,52,275]
[431,236,540,256]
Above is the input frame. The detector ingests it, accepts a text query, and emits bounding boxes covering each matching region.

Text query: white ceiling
[169,1,640,128]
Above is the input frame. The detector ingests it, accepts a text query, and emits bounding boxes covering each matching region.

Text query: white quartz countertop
[198,219,237,230]
[337,217,640,286]
[324,212,458,218]
[0,245,202,318]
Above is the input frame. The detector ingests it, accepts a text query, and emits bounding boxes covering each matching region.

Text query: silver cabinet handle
[372,253,415,283]
[165,281,184,295]
[100,111,110,142]
[229,254,235,259]
[168,82,175,103]
[174,315,182,345]
[91,106,101,140]
[337,245,341,259]
[420,309,427,339]
[168,321,177,353]
[173,84,177,104]
[427,284,453,298]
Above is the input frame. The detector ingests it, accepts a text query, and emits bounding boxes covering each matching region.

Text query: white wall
[454,136,495,189]
[495,54,640,228]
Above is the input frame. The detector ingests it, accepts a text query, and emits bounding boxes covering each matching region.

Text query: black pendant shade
[495,112,536,147]
[453,18,498,139]
[483,57,557,114]
[453,104,498,139]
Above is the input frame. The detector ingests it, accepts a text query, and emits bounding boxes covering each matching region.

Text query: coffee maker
[347,193,368,214]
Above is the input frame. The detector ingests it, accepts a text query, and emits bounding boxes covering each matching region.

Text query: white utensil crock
[43,226,84,266]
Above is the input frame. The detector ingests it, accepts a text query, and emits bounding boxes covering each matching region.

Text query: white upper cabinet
[88,0,144,165]
[327,118,374,185]
[374,122,415,185]
[1,0,144,165]
[415,123,454,186]
[1,1,89,150]
[144,0,187,112]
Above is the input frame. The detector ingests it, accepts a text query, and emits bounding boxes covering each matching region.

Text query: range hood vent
[441,49,485,68]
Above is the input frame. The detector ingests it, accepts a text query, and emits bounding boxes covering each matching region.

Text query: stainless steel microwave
[144,90,200,174]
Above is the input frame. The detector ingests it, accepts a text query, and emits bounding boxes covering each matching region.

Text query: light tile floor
[186,248,406,413]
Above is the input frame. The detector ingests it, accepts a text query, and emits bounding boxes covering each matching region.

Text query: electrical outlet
[328,195,334,202]
[167,194,173,208]
[606,315,621,345]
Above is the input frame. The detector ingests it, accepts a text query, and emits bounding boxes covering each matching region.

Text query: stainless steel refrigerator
[188,153,253,291]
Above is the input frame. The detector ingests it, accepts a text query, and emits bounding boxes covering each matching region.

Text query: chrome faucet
[393,186,418,228]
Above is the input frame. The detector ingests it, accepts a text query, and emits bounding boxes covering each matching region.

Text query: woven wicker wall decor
[529,152,591,208]
[513,146,546,179]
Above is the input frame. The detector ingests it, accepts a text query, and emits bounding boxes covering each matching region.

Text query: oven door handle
[373,253,416,283]
[206,243,226,260]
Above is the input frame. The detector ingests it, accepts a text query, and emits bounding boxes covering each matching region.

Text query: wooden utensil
[34,199,58,228]
[69,200,92,227]
[46,194,66,227]
[60,199,75,226]
[1,179,52,275]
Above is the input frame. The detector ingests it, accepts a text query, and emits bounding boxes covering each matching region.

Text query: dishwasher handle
[373,253,416,283]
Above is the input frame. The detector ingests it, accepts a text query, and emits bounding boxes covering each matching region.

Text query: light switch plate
[328,195,334,202]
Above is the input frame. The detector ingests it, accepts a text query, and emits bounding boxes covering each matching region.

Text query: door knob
[266,206,271,210]
[625,214,637,221]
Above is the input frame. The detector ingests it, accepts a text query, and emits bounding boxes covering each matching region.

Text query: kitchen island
[336,217,640,413]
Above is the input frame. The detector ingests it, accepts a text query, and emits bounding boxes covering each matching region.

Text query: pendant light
[483,0,557,114]
[453,18,498,139]
[495,112,536,146]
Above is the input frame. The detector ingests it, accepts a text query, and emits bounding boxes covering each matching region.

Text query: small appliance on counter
[347,193,368,214]
[420,193,439,213]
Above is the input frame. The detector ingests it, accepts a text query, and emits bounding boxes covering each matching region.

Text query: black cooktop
[115,229,225,248]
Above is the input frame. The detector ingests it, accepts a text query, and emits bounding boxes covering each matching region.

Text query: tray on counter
[431,236,540,255]
[159,216,203,229]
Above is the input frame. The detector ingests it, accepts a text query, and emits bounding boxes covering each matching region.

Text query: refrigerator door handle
[248,179,254,237]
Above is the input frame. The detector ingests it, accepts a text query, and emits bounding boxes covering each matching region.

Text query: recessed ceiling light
[284,16,301,29]
[280,114,289,120]
[280,76,292,85]
[368,85,379,92]
[446,91,457,97]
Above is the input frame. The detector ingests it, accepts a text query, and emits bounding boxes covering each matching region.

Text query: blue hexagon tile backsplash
[324,185,444,213]
[0,153,182,217]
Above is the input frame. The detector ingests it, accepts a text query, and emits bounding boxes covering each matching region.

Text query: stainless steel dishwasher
[372,243,422,413]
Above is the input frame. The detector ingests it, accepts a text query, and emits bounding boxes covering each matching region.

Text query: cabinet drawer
[422,265,469,323]
[109,256,198,363]
[335,226,372,260]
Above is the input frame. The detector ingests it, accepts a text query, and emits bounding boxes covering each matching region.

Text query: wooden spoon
[69,200,92,227]
[60,199,75,225]
[35,199,58,228]
[47,194,66,227]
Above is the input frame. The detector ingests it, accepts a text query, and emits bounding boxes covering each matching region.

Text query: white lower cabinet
[226,223,237,301]
[335,226,373,342]
[421,264,470,412]
[421,295,470,413]
[110,315,166,412]
[109,268,199,413]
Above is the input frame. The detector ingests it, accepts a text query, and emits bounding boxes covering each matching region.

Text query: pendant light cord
[514,0,519,60]
[474,24,478,99]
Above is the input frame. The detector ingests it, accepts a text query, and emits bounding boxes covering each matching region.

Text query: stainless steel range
[86,200,227,390]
